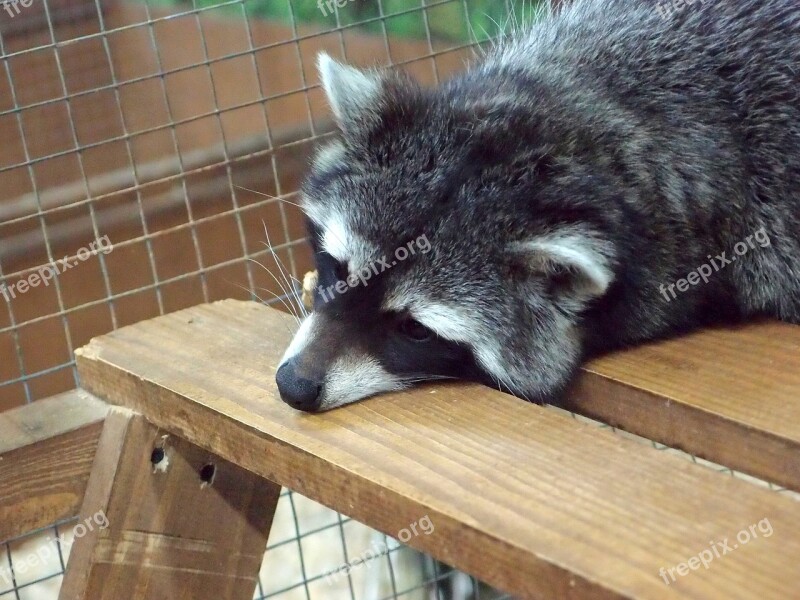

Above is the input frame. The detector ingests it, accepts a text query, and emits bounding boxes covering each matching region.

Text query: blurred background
[0,0,534,598]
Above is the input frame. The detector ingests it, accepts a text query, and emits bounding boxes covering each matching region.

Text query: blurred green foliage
[169,0,540,44]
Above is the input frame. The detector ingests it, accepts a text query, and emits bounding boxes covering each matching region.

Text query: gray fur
[279,0,800,410]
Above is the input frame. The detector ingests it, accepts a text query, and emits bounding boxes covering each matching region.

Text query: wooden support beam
[566,321,800,490]
[59,409,280,600]
[0,390,107,542]
[74,301,800,600]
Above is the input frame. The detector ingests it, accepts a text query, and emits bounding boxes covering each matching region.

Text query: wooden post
[59,408,279,600]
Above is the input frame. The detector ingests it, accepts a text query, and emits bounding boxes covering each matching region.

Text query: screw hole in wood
[199,463,216,486]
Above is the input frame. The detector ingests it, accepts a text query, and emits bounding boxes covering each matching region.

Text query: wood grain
[60,409,280,600]
[0,390,108,541]
[74,301,800,600]
[566,321,800,490]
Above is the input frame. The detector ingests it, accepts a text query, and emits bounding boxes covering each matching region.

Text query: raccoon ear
[318,53,383,132]
[511,232,615,302]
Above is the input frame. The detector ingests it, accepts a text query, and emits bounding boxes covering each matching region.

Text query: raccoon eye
[398,318,433,342]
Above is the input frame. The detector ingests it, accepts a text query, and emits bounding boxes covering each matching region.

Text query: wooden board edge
[565,370,800,491]
[0,420,105,542]
[0,390,108,542]
[0,389,108,455]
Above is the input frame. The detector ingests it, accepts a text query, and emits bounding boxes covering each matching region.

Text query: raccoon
[275,0,800,412]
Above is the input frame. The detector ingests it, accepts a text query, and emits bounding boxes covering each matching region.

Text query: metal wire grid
[0,518,74,600]
[1,0,309,403]
[253,491,514,600]
[0,0,510,408]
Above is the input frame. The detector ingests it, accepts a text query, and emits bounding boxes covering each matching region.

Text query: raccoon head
[275,54,617,412]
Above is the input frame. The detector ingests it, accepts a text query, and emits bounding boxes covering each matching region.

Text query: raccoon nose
[276,360,322,412]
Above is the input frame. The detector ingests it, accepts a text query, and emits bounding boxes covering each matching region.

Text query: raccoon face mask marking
[275,54,604,411]
[316,210,360,266]
[320,356,403,411]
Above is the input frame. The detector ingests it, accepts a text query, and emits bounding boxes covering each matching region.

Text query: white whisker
[247,257,302,323]
[261,221,307,318]
[397,374,461,386]
[229,281,299,332]
[255,286,306,324]
[234,185,305,210]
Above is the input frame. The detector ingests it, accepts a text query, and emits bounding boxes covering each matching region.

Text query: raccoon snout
[276,360,323,412]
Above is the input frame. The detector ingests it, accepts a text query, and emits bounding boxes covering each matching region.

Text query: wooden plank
[60,409,280,600]
[0,390,108,541]
[74,300,800,600]
[566,322,800,491]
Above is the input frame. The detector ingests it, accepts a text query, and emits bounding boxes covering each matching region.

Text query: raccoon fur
[275,0,800,412]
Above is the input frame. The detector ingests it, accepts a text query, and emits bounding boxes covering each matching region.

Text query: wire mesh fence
[0,0,533,597]
[5,0,797,598]
[0,490,516,600]
[0,0,528,408]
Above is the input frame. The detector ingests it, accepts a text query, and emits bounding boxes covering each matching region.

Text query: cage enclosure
[3,1,800,600]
